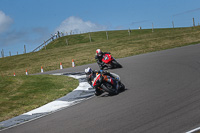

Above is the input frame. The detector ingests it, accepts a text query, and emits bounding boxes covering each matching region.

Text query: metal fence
[32,31,65,52]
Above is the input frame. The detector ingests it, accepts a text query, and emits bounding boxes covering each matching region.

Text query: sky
[1,0,200,56]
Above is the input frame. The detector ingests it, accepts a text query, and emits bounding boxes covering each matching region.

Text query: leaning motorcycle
[92,72,125,96]
[97,54,122,70]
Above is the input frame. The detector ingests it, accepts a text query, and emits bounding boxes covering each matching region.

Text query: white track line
[186,127,200,133]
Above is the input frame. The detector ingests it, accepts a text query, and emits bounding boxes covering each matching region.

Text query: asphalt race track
[1,44,200,133]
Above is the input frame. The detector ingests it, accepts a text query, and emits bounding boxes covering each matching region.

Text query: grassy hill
[1,26,200,122]
[1,27,200,76]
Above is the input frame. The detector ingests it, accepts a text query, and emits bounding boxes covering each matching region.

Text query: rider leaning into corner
[95,49,111,69]
[85,67,119,96]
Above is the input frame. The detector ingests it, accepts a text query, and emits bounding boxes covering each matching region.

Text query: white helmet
[85,67,92,75]
[96,49,102,56]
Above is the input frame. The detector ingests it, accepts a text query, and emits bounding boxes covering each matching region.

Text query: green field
[0,75,78,122]
[1,27,200,122]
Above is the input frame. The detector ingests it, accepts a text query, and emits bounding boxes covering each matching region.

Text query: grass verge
[0,75,79,122]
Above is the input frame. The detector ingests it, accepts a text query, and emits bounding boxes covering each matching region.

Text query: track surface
[2,44,200,133]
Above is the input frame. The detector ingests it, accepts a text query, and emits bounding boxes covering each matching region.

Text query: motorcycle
[92,72,125,96]
[97,53,122,70]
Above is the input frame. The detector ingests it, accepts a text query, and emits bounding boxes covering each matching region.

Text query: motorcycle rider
[85,67,119,96]
[95,49,111,69]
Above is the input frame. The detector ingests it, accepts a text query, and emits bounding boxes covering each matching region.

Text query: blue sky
[0,0,200,56]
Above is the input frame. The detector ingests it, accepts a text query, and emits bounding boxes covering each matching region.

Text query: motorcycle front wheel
[101,83,118,95]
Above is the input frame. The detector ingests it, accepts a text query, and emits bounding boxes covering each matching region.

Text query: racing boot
[113,81,120,94]
[95,88,103,96]
[116,81,120,93]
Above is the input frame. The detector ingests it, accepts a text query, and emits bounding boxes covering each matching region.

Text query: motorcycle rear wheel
[112,60,122,68]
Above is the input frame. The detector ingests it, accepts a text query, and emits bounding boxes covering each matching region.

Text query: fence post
[152,23,154,33]
[172,21,174,29]
[106,31,109,40]
[128,29,131,36]
[9,51,11,56]
[193,18,195,27]
[44,41,46,50]
[1,49,4,58]
[89,33,92,42]
[66,38,69,45]
[24,45,26,54]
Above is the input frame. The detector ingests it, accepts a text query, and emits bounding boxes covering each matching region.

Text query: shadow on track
[98,88,128,98]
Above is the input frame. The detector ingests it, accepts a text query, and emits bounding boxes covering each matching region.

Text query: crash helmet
[85,67,93,75]
[96,49,102,57]
[85,67,93,79]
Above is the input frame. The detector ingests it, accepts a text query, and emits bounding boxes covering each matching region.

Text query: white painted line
[51,73,64,75]
[23,100,77,115]
[68,74,86,79]
[186,126,200,133]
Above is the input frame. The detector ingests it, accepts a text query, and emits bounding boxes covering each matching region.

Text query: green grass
[2,27,200,76]
[1,26,200,122]
[0,75,79,122]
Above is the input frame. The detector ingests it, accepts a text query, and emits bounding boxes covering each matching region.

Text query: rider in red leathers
[95,49,111,69]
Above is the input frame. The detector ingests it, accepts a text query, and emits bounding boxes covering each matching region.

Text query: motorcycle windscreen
[102,54,112,64]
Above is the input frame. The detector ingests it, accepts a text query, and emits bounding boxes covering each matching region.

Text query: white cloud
[55,16,107,34]
[0,11,13,33]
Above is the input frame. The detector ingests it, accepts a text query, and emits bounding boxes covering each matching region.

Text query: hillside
[1,27,200,76]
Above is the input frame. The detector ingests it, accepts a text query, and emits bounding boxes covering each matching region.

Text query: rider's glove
[103,71,110,75]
